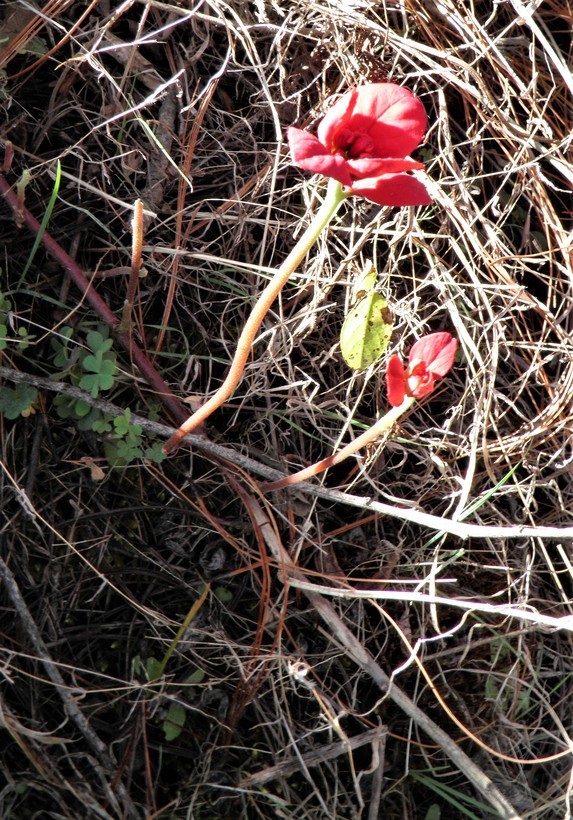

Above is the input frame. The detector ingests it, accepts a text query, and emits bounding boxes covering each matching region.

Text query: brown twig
[118,198,143,334]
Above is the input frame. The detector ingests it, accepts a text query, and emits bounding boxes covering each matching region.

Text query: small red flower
[287,83,431,206]
[386,332,458,407]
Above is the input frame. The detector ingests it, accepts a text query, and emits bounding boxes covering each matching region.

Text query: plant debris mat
[0,1,572,818]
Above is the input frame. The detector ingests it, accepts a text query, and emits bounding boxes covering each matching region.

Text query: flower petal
[353,84,428,159]
[287,127,353,186]
[346,156,425,180]
[319,84,427,160]
[317,89,359,149]
[350,173,432,206]
[409,332,458,377]
[386,354,407,407]
[406,372,435,399]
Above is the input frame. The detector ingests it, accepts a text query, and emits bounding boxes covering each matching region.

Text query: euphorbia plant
[164,83,431,454]
[263,332,458,491]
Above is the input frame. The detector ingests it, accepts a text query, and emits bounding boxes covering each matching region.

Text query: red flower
[287,83,431,206]
[386,332,458,407]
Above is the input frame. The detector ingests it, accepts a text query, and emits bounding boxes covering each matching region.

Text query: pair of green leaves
[340,261,393,370]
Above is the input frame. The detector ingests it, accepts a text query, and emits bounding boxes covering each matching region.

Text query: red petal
[409,333,458,377]
[365,87,427,159]
[287,127,353,186]
[346,156,425,180]
[317,89,359,149]
[319,84,427,160]
[350,174,432,206]
[406,373,435,399]
[386,355,406,406]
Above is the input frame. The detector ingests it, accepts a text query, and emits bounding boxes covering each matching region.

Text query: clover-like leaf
[17,326,35,351]
[74,400,93,418]
[91,414,114,434]
[104,437,143,465]
[0,385,38,419]
[146,656,163,682]
[113,408,140,438]
[86,329,113,354]
[145,441,167,463]
[51,326,76,369]
[80,351,117,397]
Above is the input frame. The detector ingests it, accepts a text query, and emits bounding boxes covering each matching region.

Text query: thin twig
[3,365,573,543]
[238,727,387,788]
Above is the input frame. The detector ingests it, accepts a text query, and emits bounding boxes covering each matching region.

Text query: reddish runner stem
[163,178,347,453]
[262,396,416,491]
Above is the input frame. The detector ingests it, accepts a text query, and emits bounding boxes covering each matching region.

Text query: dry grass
[1,0,572,817]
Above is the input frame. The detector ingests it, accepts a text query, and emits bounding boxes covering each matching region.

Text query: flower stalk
[262,396,416,492]
[163,177,347,453]
[262,331,457,492]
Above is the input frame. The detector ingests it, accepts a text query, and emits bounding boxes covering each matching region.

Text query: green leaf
[20,36,48,57]
[17,326,35,351]
[145,441,167,463]
[0,385,38,419]
[86,330,109,352]
[104,438,143,466]
[77,407,110,432]
[79,354,117,397]
[51,326,76,368]
[113,410,142,440]
[113,409,132,437]
[75,400,94,418]
[132,655,144,676]
[484,676,499,703]
[82,352,102,373]
[340,291,393,370]
[18,160,61,287]
[146,657,163,681]
[351,259,377,300]
[214,586,233,603]
[185,668,206,685]
[162,702,187,742]
[91,414,113,434]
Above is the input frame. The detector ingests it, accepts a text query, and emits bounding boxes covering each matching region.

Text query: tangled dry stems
[1,0,572,817]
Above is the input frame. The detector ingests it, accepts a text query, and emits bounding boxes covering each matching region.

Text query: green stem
[149,583,210,681]
[262,396,417,491]
[164,178,347,453]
